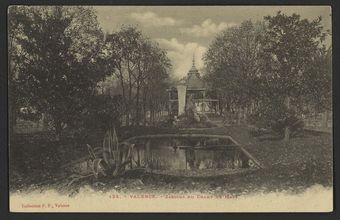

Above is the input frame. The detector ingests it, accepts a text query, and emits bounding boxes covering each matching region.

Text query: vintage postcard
[8,5,332,212]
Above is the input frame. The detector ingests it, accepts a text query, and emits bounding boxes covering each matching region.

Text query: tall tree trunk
[284,127,290,142]
[117,67,129,126]
[237,107,242,125]
[126,112,130,126]
[322,111,328,128]
[54,119,62,141]
[135,80,141,126]
[127,61,133,126]
[8,38,16,137]
[150,103,155,124]
[284,96,291,141]
[243,107,248,124]
[142,88,147,125]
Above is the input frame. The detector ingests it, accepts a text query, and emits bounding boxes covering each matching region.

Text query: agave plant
[87,127,120,178]
[87,144,106,178]
[103,128,119,169]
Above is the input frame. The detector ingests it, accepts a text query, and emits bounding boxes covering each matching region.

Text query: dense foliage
[8,6,109,139]
[204,20,264,113]
[9,7,171,139]
[204,12,331,138]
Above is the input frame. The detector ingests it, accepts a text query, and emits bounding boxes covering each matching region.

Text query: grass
[9,125,332,196]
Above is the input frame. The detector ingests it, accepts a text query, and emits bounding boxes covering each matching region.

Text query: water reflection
[131,137,253,172]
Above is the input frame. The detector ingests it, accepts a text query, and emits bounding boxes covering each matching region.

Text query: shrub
[250,100,304,138]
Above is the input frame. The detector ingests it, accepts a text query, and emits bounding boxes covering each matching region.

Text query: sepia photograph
[8,5,332,212]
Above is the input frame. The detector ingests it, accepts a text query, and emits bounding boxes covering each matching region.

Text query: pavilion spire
[192,54,196,67]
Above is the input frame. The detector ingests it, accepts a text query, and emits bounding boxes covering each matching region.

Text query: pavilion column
[202,90,206,112]
[168,91,172,115]
[177,85,187,116]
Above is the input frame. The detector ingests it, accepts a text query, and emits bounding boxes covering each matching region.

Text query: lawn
[9,125,333,196]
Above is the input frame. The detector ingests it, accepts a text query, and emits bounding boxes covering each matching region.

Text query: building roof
[186,68,204,89]
[183,56,205,90]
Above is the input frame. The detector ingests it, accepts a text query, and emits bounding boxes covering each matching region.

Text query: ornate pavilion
[167,57,219,116]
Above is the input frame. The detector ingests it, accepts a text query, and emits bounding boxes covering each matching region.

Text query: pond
[123,134,262,177]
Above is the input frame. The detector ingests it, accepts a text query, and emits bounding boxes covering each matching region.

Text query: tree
[8,6,28,135]
[8,6,109,139]
[105,26,143,125]
[137,41,171,125]
[259,11,330,140]
[204,20,264,121]
[105,26,171,126]
[302,45,332,112]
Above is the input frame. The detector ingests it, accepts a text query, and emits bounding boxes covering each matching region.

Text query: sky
[94,6,331,79]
